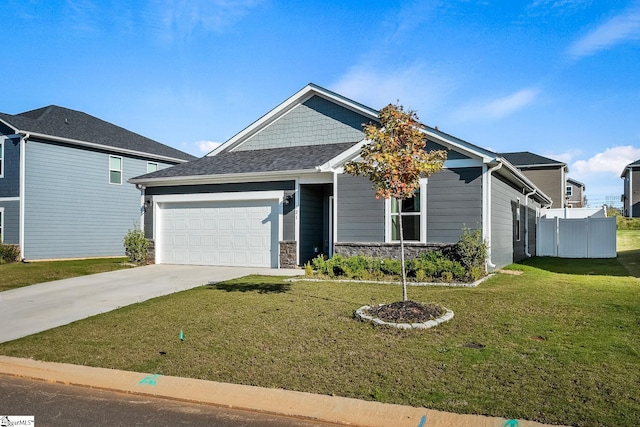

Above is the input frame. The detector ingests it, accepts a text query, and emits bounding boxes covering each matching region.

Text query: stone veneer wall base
[334,242,454,260]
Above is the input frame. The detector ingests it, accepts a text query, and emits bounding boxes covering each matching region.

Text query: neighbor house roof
[499,151,566,168]
[130,141,358,183]
[0,105,196,163]
[567,177,585,188]
[620,159,640,178]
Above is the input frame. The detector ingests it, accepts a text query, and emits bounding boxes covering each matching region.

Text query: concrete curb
[0,356,567,427]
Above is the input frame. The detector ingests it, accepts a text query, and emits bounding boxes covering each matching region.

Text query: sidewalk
[0,356,567,427]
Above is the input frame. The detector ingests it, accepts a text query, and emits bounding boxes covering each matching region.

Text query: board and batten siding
[236,95,368,151]
[23,140,156,259]
[0,136,20,198]
[426,167,482,244]
[336,174,384,242]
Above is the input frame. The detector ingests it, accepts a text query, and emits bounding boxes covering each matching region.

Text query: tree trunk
[398,201,408,301]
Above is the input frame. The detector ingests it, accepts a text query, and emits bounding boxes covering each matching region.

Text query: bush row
[308,228,487,283]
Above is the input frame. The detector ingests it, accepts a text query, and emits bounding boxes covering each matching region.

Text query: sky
[2,0,640,207]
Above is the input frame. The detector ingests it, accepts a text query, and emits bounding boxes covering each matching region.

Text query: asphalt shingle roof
[499,151,565,167]
[0,105,195,162]
[133,141,359,180]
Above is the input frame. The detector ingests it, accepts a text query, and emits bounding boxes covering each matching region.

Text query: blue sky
[2,0,640,206]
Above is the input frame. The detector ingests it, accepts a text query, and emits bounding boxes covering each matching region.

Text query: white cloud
[196,140,222,155]
[566,6,640,59]
[543,149,583,164]
[330,63,456,118]
[571,145,640,176]
[452,88,540,122]
[148,0,265,42]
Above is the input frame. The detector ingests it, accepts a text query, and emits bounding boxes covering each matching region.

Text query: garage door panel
[159,199,278,267]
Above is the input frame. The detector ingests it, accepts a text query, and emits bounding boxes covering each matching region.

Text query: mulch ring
[367,300,445,324]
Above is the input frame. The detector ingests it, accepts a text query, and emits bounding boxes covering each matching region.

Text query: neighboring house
[621,159,640,217]
[565,177,586,208]
[499,152,568,208]
[0,105,195,260]
[130,83,551,270]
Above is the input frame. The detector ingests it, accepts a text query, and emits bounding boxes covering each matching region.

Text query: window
[391,191,421,241]
[0,208,3,243]
[515,198,521,242]
[0,140,4,178]
[109,156,122,184]
[147,162,158,173]
[566,185,573,196]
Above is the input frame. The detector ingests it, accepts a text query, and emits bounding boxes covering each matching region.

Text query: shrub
[455,227,488,273]
[380,258,402,276]
[617,216,640,230]
[123,227,149,264]
[0,241,21,264]
[304,262,313,276]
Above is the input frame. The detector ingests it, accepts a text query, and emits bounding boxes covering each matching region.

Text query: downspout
[19,132,30,261]
[485,162,503,269]
[524,188,537,257]
[135,184,146,233]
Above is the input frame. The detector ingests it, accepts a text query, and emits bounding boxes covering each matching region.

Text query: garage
[155,193,282,268]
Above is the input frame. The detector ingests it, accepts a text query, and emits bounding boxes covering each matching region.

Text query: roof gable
[0,105,195,162]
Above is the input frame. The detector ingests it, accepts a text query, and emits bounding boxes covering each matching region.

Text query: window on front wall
[109,155,122,185]
[566,185,573,196]
[391,191,421,241]
[147,162,158,173]
[0,140,4,178]
[0,208,4,243]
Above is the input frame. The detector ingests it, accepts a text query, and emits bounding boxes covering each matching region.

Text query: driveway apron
[0,264,303,344]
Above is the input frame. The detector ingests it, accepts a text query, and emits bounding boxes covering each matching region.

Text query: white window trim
[147,162,159,173]
[0,139,4,178]
[515,197,521,242]
[566,185,573,196]
[385,180,427,243]
[109,155,123,185]
[0,207,4,243]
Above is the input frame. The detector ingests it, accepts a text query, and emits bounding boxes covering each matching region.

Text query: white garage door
[158,199,279,267]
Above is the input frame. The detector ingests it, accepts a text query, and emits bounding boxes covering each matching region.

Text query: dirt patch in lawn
[367,300,444,323]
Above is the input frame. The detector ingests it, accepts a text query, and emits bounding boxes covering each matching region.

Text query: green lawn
[617,229,640,278]
[0,258,133,292]
[1,257,639,426]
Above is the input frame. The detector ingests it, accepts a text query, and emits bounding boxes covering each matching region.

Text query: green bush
[617,216,640,230]
[0,240,21,264]
[123,227,149,264]
[455,227,488,274]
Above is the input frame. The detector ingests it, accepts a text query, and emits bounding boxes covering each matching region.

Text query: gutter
[485,162,503,269]
[524,189,537,257]
[19,132,30,261]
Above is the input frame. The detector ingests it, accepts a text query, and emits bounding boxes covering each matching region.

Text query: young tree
[344,103,447,301]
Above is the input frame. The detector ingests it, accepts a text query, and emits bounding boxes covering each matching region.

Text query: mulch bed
[367,300,445,323]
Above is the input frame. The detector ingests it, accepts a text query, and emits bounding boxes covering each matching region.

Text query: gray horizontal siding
[23,140,151,260]
[0,200,19,244]
[427,167,482,243]
[236,96,368,151]
[1,136,20,197]
[337,175,384,242]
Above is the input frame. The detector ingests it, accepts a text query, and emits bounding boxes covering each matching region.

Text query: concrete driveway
[0,265,303,344]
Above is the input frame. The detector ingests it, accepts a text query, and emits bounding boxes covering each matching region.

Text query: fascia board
[210,84,379,157]
[20,131,190,164]
[129,169,327,187]
[316,139,368,171]
[420,127,494,163]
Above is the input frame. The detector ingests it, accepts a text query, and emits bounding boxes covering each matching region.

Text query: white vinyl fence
[537,216,617,258]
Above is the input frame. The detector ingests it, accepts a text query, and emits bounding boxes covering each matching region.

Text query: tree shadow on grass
[616,249,640,278]
[516,256,634,277]
[206,282,291,294]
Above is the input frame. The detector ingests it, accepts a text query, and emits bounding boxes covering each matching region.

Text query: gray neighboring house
[0,105,195,260]
[565,177,586,208]
[130,83,551,270]
[621,159,640,217]
[499,152,568,208]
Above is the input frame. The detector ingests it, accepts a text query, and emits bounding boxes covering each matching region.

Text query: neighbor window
[566,185,573,196]
[0,208,4,243]
[147,162,158,173]
[109,155,122,184]
[515,198,521,242]
[0,140,4,178]
[391,191,421,241]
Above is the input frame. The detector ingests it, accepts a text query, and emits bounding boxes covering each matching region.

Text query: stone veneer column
[279,241,297,268]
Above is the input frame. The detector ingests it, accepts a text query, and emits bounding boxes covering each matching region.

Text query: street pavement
[0,264,303,343]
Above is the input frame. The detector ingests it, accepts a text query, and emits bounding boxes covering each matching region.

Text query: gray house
[621,159,640,217]
[499,152,567,208]
[0,105,195,260]
[130,84,551,270]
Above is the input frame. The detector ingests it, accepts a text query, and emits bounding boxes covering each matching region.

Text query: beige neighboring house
[500,152,568,208]
[566,177,586,208]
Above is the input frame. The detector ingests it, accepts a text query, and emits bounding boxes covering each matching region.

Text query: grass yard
[1,257,639,426]
[0,258,132,292]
